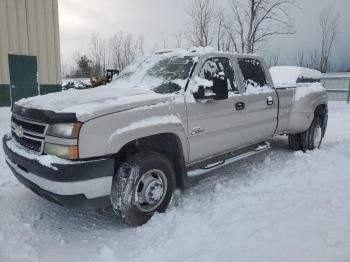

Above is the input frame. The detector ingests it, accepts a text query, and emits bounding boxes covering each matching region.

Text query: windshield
[112,55,195,94]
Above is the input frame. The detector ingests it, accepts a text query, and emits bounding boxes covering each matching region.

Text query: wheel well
[116,133,187,188]
[314,104,328,121]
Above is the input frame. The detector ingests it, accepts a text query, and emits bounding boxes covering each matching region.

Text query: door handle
[235,102,245,111]
[267,96,273,105]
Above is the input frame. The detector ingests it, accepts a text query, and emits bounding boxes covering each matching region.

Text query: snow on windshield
[110,52,195,94]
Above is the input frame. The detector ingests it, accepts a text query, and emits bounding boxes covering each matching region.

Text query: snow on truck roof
[152,47,261,59]
[270,66,322,88]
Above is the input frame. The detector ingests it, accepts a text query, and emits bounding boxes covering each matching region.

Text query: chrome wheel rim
[314,125,323,148]
[135,169,167,213]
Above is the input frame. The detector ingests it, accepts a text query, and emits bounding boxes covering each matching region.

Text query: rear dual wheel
[288,117,325,151]
[307,117,324,150]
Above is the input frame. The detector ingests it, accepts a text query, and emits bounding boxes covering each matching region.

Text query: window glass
[200,58,237,92]
[238,59,268,89]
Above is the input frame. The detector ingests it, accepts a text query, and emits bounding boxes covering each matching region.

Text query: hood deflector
[12,105,78,124]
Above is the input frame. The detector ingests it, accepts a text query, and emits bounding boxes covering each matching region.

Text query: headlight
[47,123,82,138]
[44,143,79,160]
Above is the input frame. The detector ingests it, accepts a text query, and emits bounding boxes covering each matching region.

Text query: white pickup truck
[3,48,328,226]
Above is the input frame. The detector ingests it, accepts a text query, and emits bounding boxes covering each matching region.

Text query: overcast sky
[58,0,350,71]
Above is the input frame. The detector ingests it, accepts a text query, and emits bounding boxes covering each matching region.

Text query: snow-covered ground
[1,102,350,262]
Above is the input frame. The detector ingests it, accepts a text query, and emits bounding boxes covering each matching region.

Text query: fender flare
[105,122,189,162]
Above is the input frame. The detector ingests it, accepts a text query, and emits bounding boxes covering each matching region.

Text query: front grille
[12,116,46,134]
[11,115,48,154]
[12,131,43,152]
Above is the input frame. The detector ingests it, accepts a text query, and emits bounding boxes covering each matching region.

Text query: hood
[16,86,175,122]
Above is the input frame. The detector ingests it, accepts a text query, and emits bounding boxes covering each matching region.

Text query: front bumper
[3,134,115,208]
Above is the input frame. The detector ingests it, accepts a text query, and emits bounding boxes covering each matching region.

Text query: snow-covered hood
[16,86,174,122]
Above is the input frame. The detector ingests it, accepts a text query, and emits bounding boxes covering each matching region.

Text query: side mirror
[193,73,229,101]
[194,85,205,99]
[212,74,228,100]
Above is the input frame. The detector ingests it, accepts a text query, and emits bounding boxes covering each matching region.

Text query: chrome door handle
[267,96,273,105]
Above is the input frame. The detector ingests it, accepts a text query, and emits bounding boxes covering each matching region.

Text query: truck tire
[110,151,175,226]
[307,117,324,150]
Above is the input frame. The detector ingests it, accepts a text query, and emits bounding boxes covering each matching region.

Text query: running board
[187,142,270,178]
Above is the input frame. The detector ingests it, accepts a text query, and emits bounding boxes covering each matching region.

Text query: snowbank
[270,66,322,87]
[1,103,350,262]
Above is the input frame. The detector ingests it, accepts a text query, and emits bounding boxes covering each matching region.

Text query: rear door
[8,54,39,106]
[186,56,246,163]
[236,57,278,144]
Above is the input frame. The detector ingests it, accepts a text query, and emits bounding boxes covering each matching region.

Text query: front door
[8,54,38,106]
[186,57,246,163]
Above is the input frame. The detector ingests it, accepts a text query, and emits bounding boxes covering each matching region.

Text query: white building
[0,0,61,106]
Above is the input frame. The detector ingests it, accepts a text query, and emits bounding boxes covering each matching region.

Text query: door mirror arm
[193,86,216,100]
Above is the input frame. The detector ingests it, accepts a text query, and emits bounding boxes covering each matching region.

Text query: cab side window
[200,58,238,93]
[238,59,268,90]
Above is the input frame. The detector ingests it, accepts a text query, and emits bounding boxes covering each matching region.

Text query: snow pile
[190,46,216,55]
[270,66,322,88]
[62,78,91,89]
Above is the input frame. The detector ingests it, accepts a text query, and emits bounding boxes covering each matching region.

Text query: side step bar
[187,142,270,178]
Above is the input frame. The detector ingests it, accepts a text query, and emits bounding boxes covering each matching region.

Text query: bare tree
[216,7,227,51]
[319,5,339,73]
[295,50,319,69]
[266,48,280,67]
[161,32,168,49]
[109,32,144,71]
[294,6,339,72]
[226,0,297,53]
[185,0,217,47]
[174,32,184,48]
[138,35,145,55]
[88,32,106,77]
[295,50,306,67]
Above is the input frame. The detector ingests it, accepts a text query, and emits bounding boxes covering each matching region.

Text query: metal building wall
[0,0,61,106]
[321,73,350,103]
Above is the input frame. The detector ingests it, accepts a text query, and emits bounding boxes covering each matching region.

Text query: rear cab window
[238,58,271,93]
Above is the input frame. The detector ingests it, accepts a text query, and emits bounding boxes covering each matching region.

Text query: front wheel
[110,151,175,226]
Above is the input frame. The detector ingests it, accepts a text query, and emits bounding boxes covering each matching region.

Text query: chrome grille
[11,115,48,154]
